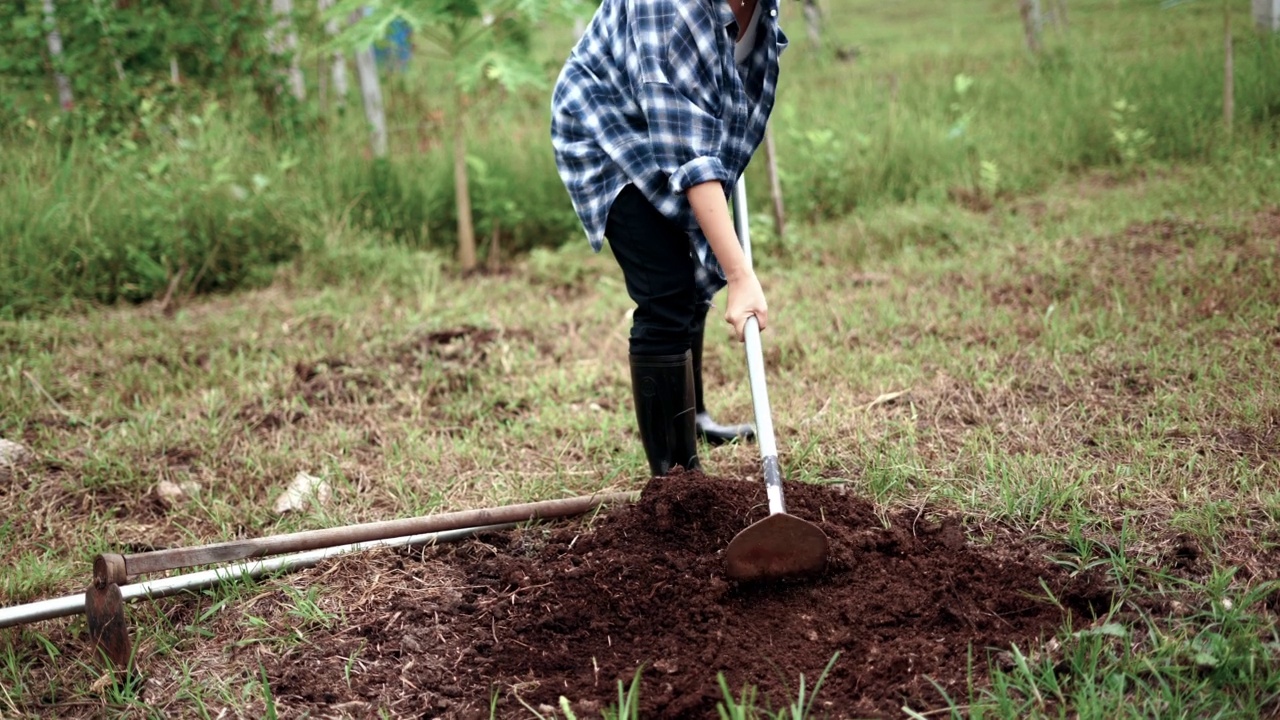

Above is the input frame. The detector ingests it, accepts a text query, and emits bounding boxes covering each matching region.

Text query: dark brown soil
[266,472,1111,718]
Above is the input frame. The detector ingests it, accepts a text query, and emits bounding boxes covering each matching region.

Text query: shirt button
[770,8,777,16]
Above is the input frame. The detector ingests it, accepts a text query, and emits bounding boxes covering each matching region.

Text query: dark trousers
[605,185,709,356]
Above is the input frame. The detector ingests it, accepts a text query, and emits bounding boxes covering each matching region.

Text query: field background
[2,0,1280,716]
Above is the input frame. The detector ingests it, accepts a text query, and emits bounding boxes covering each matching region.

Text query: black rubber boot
[629,351,701,476]
[692,309,756,447]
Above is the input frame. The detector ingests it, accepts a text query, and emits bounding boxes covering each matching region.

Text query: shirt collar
[719,0,775,37]
[715,0,736,30]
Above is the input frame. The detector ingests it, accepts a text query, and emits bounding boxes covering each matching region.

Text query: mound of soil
[267,473,1111,718]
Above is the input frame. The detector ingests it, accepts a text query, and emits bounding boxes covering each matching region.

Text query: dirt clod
[266,472,1109,717]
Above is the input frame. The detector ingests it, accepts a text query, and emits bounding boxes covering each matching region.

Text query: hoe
[724,180,830,582]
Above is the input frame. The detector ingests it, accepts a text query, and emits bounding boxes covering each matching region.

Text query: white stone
[155,480,186,506]
[273,472,332,514]
[0,438,32,471]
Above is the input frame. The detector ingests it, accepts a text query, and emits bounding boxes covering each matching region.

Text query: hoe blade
[86,583,132,669]
[725,513,829,582]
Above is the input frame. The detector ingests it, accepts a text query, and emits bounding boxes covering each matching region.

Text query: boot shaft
[629,351,700,476]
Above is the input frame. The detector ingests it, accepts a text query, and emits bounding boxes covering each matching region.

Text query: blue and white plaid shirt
[551,0,787,295]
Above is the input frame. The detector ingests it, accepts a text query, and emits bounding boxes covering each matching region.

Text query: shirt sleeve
[628,0,731,193]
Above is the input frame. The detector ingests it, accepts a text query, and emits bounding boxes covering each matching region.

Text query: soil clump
[268,472,1110,718]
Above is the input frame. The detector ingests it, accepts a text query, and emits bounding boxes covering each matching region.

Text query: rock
[653,659,680,674]
[273,472,332,514]
[0,438,32,473]
[155,480,186,507]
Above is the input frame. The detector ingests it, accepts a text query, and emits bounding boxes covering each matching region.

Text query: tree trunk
[453,92,477,272]
[330,53,349,107]
[763,124,786,243]
[41,0,74,110]
[269,0,306,100]
[802,0,822,50]
[354,41,387,157]
[1255,0,1280,31]
[1055,0,1069,30]
[1019,0,1042,54]
[319,0,349,107]
[1224,0,1234,136]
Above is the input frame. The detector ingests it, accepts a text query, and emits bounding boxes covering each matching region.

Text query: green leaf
[557,696,579,720]
[1074,622,1128,639]
[1193,651,1219,667]
[465,155,489,178]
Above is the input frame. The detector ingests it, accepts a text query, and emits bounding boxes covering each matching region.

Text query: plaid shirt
[551,0,787,293]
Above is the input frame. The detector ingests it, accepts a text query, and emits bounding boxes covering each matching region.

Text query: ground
[2,168,1279,717]
[265,472,1114,718]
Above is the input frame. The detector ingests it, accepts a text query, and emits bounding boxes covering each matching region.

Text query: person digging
[551,0,785,475]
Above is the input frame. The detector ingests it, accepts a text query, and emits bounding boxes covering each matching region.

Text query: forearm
[687,181,751,282]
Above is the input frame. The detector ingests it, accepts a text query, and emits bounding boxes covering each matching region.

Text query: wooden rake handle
[95,491,637,582]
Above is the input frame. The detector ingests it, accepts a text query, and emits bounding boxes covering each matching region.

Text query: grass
[1,0,1279,717]
[716,653,843,719]
[2,152,1277,718]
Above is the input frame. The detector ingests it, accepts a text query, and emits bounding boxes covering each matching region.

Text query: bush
[0,101,303,317]
[332,145,580,256]
[756,32,1280,219]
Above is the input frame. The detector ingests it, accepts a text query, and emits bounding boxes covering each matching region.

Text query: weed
[260,664,278,720]
[716,653,841,719]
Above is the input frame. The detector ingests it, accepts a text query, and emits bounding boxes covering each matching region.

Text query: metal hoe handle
[732,179,785,516]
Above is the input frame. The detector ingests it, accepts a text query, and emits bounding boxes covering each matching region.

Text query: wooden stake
[802,0,822,50]
[1019,0,1043,54]
[453,88,477,271]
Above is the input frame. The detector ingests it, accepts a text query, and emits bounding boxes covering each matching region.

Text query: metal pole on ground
[0,523,511,630]
[0,491,639,669]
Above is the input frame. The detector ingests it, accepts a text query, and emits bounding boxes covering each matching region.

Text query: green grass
[974,576,1280,718]
[715,653,842,719]
[2,0,1280,717]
